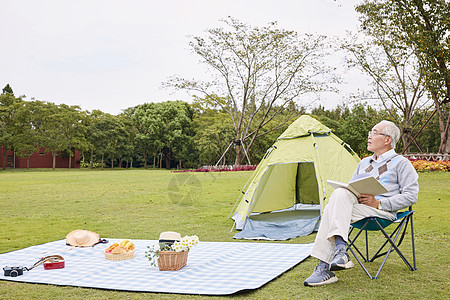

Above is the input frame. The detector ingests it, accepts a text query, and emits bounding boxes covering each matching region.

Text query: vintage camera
[3,266,25,277]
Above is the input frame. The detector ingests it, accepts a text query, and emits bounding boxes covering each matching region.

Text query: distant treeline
[0,90,441,170]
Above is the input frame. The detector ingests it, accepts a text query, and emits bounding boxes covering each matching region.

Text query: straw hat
[66,230,100,247]
[159,231,181,244]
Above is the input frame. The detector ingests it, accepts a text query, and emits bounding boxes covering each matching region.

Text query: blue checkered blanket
[0,239,312,295]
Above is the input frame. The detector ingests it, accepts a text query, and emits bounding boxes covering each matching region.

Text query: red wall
[0,147,80,169]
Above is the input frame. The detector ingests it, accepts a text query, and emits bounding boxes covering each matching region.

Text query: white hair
[379,120,400,149]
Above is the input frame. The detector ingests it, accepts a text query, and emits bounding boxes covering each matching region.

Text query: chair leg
[374,219,415,272]
[371,217,406,261]
[410,215,417,270]
[347,244,376,279]
[348,221,377,279]
[348,222,370,262]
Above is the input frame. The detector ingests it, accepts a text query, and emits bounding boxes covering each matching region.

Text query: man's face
[367,123,391,153]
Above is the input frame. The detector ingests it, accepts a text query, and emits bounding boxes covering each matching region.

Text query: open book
[326,173,388,197]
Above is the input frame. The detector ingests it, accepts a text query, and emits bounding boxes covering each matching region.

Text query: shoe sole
[330,260,354,271]
[304,276,338,286]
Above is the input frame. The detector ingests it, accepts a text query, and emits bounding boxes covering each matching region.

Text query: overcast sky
[0,0,368,115]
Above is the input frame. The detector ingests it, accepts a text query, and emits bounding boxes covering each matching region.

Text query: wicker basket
[157,250,188,271]
[104,249,136,261]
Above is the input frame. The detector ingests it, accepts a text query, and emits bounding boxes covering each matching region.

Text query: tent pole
[215,141,234,167]
[240,139,252,165]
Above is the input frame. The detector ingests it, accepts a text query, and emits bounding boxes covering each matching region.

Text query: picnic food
[105,240,135,253]
[104,239,136,260]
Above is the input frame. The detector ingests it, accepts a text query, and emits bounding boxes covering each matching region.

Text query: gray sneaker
[304,262,338,286]
[330,246,354,271]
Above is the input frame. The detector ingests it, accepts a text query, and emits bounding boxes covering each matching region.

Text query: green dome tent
[231,115,360,240]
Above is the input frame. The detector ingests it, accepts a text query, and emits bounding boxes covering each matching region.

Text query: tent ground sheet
[0,239,313,295]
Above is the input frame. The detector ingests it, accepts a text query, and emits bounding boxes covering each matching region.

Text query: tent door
[296,162,320,205]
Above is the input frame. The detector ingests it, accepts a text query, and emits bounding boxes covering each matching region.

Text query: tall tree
[89,113,128,169]
[132,103,162,168]
[41,103,87,169]
[2,84,14,95]
[341,32,430,150]
[116,112,137,168]
[0,93,22,169]
[356,0,450,152]
[12,100,46,169]
[133,101,194,169]
[165,17,337,165]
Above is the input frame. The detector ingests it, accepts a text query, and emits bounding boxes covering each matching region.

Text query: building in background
[0,147,80,169]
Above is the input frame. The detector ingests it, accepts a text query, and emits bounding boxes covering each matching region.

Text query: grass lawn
[0,169,449,299]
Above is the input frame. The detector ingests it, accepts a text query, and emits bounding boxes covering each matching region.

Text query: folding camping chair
[347,206,417,279]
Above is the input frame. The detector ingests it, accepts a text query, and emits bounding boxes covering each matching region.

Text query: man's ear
[385,136,392,146]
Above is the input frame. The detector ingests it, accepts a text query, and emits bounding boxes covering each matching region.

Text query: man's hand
[357,194,379,209]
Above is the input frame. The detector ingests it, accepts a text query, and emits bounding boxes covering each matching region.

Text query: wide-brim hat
[159,231,181,244]
[66,230,100,247]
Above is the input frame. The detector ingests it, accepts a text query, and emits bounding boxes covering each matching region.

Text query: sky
[0,0,369,115]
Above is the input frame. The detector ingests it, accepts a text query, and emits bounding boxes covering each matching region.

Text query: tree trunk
[401,121,413,153]
[27,157,30,170]
[111,158,114,169]
[52,152,56,170]
[119,158,123,168]
[68,149,72,169]
[90,149,94,169]
[101,155,104,170]
[130,159,133,168]
[431,91,450,153]
[440,113,450,153]
[143,151,147,169]
[2,148,7,170]
[165,154,171,170]
[153,154,156,169]
[234,145,243,166]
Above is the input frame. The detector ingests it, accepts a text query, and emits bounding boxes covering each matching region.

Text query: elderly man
[304,120,419,286]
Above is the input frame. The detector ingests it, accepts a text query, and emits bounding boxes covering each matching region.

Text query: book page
[348,176,388,196]
[327,175,387,197]
[326,180,359,197]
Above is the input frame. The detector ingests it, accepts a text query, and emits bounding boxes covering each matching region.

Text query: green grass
[0,169,449,299]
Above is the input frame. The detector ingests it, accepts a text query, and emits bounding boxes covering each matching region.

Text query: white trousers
[311,188,396,264]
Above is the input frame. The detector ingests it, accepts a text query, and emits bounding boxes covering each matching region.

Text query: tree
[2,84,14,95]
[0,92,22,169]
[89,113,128,170]
[132,103,162,168]
[12,100,46,169]
[356,0,450,152]
[337,104,393,157]
[192,107,235,166]
[41,103,88,169]
[116,112,137,168]
[166,17,337,165]
[341,32,430,150]
[133,101,194,169]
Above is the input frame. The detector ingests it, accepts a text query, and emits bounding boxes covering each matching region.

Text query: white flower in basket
[146,235,199,271]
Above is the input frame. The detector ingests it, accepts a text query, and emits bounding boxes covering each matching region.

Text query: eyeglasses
[368,130,389,138]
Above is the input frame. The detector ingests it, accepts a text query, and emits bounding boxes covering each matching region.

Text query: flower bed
[409,159,450,172]
[173,165,257,173]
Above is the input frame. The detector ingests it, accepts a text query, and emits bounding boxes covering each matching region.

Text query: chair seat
[351,210,413,231]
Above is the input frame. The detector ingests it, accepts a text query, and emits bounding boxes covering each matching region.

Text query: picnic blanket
[0,239,313,295]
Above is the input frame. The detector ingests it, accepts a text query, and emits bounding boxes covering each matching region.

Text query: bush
[80,161,102,169]
[410,159,450,172]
